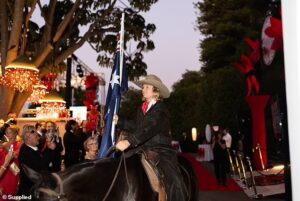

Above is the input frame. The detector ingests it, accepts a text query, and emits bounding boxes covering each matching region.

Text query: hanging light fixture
[3,55,39,92]
[36,90,68,119]
[27,83,48,104]
[0,75,4,85]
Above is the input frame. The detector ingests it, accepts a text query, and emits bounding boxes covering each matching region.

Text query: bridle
[37,172,67,201]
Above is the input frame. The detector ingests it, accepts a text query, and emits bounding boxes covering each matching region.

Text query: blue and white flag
[98,13,128,158]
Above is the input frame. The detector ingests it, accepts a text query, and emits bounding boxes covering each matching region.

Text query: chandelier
[3,56,39,92]
[27,84,48,104]
[0,75,3,85]
[36,91,68,119]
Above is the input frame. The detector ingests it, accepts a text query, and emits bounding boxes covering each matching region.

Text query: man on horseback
[115,74,187,201]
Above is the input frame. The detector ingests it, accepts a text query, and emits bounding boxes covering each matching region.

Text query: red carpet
[181,153,242,192]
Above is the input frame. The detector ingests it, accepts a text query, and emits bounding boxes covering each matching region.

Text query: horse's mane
[59,154,140,178]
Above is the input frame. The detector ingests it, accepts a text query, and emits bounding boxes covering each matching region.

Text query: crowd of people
[0,74,206,201]
[0,113,101,198]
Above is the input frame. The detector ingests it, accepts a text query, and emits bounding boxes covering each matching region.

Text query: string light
[3,56,39,92]
[36,91,69,119]
[27,84,48,104]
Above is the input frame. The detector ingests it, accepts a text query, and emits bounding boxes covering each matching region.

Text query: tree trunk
[0,86,31,119]
[6,0,25,64]
[0,0,8,70]
[0,87,15,119]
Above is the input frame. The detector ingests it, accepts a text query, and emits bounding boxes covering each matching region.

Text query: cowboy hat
[134,74,170,98]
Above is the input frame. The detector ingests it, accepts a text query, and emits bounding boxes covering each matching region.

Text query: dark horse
[25,153,198,201]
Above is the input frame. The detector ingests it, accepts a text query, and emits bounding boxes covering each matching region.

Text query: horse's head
[23,165,67,201]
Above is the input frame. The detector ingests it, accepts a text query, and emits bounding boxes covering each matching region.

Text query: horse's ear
[22,164,42,183]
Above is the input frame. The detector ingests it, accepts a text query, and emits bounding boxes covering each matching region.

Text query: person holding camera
[0,112,17,141]
[42,121,63,172]
[212,130,228,186]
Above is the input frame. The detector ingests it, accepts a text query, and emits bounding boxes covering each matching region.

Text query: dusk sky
[75,0,202,91]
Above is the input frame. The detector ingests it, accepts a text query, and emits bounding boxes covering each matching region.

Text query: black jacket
[63,131,82,167]
[18,144,51,195]
[120,101,172,150]
[119,101,186,201]
[0,123,10,141]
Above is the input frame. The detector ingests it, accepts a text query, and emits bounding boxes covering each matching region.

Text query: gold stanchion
[256,144,265,170]
[226,148,235,176]
[246,156,263,199]
[238,153,248,188]
[233,150,242,180]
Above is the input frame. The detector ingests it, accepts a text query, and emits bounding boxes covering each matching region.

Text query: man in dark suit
[18,125,52,196]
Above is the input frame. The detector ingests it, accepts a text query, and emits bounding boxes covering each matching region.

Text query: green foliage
[119,87,143,120]
[8,0,159,79]
[167,69,247,138]
[196,0,268,72]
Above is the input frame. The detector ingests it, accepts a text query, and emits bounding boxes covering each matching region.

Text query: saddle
[141,151,167,201]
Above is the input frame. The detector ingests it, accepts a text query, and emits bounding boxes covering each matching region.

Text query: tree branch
[34,43,54,67]
[20,0,38,55]
[52,0,81,43]
[7,0,25,64]
[0,0,8,71]
[39,30,93,76]
[34,0,57,66]
[12,91,31,116]
[40,0,57,48]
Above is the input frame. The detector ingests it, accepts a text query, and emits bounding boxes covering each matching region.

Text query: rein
[179,162,192,201]
[102,151,129,201]
[38,172,67,201]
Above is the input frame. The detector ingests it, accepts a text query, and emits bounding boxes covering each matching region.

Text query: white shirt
[222,133,232,148]
[27,144,38,151]
[146,99,157,112]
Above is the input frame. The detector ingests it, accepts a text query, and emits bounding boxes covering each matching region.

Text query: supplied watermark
[2,194,32,200]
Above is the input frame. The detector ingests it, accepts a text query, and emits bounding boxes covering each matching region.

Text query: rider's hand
[115,140,130,151]
[113,115,118,125]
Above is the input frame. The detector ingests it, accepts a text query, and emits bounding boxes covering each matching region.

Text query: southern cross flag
[98,13,128,158]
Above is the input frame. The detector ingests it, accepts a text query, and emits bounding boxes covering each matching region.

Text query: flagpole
[111,13,124,146]
[98,12,128,158]
[119,12,125,85]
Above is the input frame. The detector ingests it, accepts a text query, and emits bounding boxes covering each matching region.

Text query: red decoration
[86,105,100,132]
[41,74,57,91]
[234,54,260,96]
[84,89,97,110]
[264,16,283,51]
[85,73,99,89]
[246,95,270,170]
[244,38,261,64]
[84,73,100,110]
